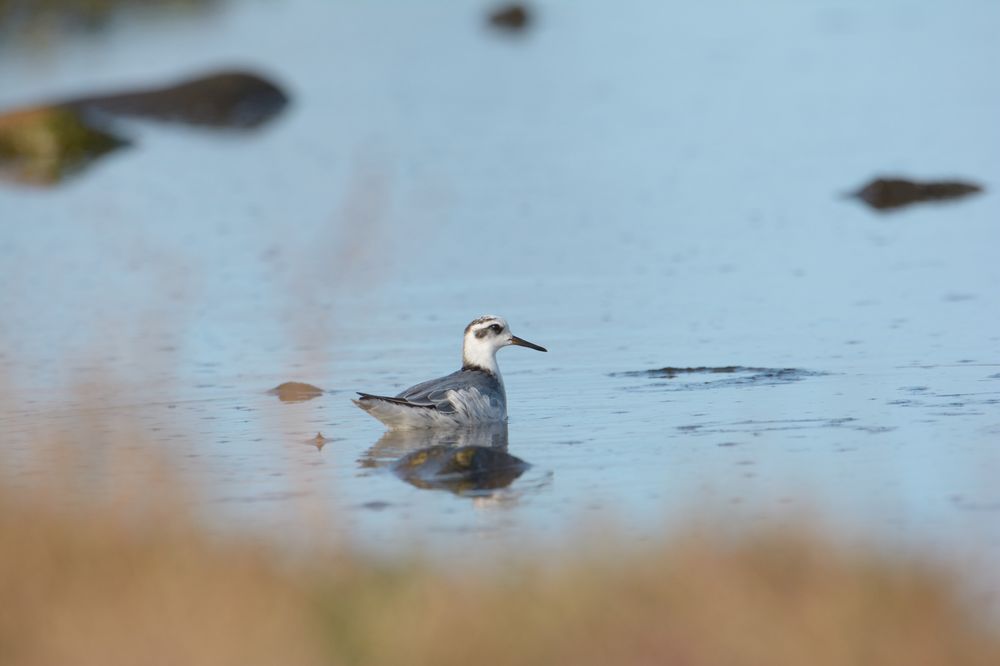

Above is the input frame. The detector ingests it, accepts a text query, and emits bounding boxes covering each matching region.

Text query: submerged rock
[488,3,531,32]
[620,366,802,378]
[637,366,750,378]
[0,106,128,185]
[268,382,324,403]
[393,445,529,495]
[67,71,289,129]
[851,177,983,211]
[615,366,827,391]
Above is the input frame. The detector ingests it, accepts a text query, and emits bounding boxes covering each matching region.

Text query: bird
[353,315,547,429]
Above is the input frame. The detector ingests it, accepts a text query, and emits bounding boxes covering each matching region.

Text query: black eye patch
[474,323,503,339]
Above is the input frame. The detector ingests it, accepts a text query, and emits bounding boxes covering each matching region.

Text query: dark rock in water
[67,71,289,129]
[488,3,531,32]
[851,177,983,211]
[393,445,529,495]
[0,106,128,186]
[268,382,324,403]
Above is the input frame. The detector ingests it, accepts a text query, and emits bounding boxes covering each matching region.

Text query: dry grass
[3,471,1000,666]
[312,531,1000,666]
[0,479,326,666]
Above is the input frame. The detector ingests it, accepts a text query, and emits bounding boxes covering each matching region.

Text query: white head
[462,315,547,376]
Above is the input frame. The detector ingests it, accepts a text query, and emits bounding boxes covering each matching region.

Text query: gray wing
[395,369,502,414]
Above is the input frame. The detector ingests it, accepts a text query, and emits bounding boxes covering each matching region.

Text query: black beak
[510,335,547,352]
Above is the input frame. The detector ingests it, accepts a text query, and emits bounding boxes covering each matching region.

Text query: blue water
[1,0,998,574]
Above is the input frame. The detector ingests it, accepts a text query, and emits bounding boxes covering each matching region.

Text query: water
[1,0,998,572]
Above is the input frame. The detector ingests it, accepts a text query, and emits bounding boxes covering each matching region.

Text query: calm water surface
[1,0,998,573]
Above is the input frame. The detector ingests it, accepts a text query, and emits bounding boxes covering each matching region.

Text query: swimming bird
[354,315,547,429]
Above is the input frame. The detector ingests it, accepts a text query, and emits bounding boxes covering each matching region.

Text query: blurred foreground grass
[3,434,1000,666]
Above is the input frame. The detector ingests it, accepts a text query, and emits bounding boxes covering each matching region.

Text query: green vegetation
[0,106,127,185]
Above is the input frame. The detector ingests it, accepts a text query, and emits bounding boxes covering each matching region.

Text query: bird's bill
[509,335,547,352]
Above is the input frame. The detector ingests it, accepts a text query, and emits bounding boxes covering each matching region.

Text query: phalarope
[354,315,547,429]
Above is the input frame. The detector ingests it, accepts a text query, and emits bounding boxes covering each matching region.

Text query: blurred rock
[852,177,983,211]
[488,3,531,32]
[0,106,127,185]
[68,71,289,129]
[393,445,528,495]
[0,70,289,186]
[268,382,324,403]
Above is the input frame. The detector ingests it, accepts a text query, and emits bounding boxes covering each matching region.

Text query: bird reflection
[359,423,529,496]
